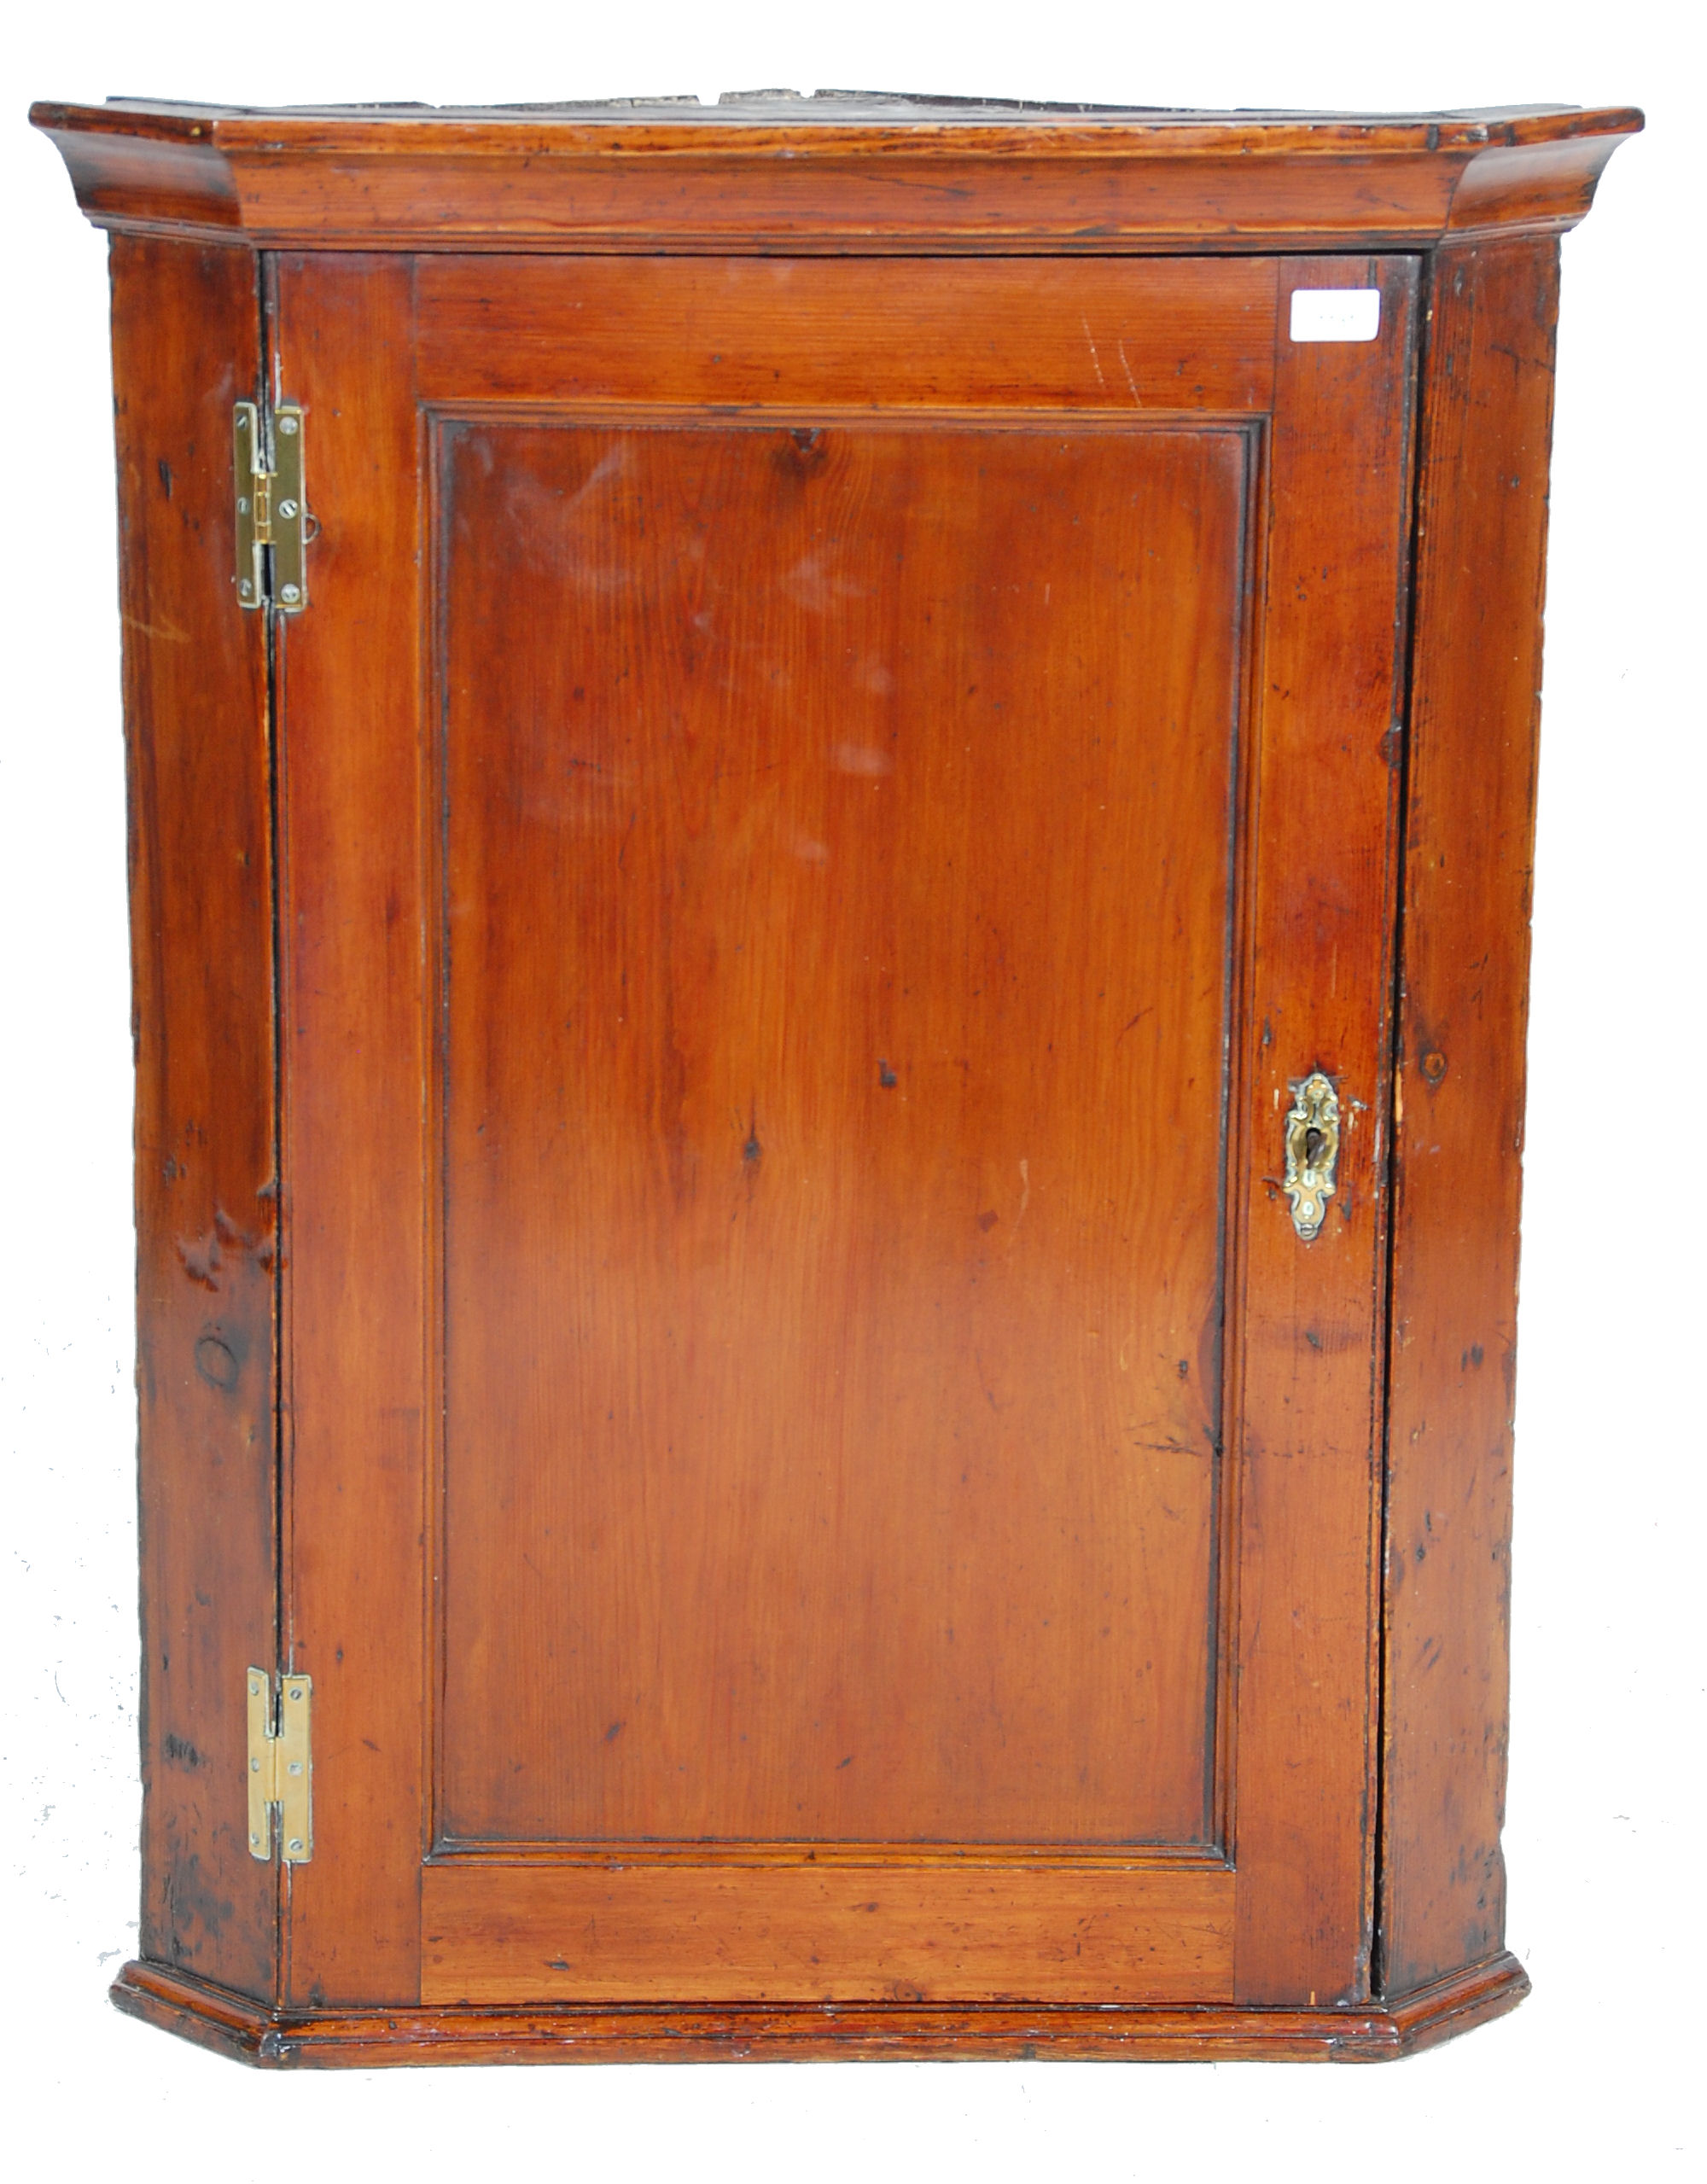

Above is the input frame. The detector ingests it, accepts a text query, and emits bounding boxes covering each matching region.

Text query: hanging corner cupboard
[32,90,1640,2065]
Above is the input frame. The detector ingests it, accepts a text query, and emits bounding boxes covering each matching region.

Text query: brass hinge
[233,399,308,614]
[247,1666,313,1863]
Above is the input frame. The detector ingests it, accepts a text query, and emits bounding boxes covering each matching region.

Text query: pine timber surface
[111,1950,1529,2065]
[283,253,1396,2012]
[111,235,277,1999]
[32,96,1640,253]
[434,413,1242,1852]
[31,90,1640,2065]
[1380,236,1564,1999]
[420,1864,1237,2004]
[271,253,428,2008]
[1226,254,1415,2006]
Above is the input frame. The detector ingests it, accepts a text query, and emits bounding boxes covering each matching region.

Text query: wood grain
[434,414,1248,1853]
[1380,236,1561,1998]
[271,254,428,2006]
[421,1863,1233,2003]
[43,91,1633,2065]
[1444,136,1631,237]
[1229,257,1418,2005]
[110,1949,1529,2065]
[416,254,1278,412]
[32,101,1640,256]
[111,235,276,1997]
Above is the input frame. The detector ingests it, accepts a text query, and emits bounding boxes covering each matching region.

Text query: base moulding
[109,1951,1529,2066]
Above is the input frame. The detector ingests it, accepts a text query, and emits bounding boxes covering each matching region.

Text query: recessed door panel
[436,417,1250,1849]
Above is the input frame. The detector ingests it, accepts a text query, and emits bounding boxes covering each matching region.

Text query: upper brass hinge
[234,399,308,614]
[247,1665,313,1863]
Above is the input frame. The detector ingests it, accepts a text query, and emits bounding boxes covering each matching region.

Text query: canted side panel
[1380,238,1560,1996]
[112,235,277,1994]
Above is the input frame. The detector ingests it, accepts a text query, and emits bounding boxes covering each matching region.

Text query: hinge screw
[288,1840,303,1854]
[278,498,298,519]
[278,416,298,434]
[279,584,301,605]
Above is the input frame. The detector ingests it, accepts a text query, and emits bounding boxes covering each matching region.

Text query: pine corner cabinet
[33,90,1639,2067]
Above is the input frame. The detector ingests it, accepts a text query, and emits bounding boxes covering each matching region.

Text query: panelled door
[271,252,1417,2012]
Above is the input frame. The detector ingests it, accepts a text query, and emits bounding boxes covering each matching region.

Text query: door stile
[1355,264,1422,2006]
[1229,255,1419,2006]
[272,252,431,2009]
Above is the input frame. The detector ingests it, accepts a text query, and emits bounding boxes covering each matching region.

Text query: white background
[3,5,1698,2175]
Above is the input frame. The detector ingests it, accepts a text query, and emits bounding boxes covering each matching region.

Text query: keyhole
[1303,1126,1326,1167]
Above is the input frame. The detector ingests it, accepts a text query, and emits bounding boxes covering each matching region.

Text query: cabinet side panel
[1382,237,1560,1997]
[111,235,277,1995]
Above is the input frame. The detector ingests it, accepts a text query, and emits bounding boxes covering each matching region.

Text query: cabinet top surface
[33,91,1644,149]
[32,92,1641,253]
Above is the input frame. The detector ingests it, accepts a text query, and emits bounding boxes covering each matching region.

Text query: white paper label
[1289,288,1382,343]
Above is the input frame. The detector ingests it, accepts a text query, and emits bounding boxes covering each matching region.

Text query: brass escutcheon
[1283,1073,1340,1242]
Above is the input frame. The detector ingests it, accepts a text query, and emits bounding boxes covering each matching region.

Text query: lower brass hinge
[247,1666,313,1864]
[234,399,308,614]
